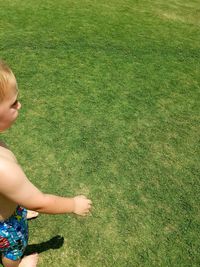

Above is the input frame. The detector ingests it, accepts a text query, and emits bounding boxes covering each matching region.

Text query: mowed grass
[0,0,200,266]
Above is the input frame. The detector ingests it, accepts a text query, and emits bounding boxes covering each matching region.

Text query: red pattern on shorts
[0,236,10,249]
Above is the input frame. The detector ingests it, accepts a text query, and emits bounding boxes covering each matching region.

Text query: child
[0,60,92,267]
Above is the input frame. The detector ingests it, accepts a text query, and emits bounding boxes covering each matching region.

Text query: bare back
[0,142,18,221]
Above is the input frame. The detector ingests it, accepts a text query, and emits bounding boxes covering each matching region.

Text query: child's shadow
[25,235,64,255]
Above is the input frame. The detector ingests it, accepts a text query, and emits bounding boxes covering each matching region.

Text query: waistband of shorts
[0,206,27,224]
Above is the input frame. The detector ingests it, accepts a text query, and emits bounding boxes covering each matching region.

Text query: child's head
[0,60,21,132]
[0,61,17,102]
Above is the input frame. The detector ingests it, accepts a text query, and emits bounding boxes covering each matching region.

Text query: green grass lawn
[0,0,200,266]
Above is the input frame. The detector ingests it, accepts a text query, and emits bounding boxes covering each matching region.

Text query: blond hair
[0,60,16,102]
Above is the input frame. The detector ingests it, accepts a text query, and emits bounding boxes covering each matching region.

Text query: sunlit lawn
[0,0,200,266]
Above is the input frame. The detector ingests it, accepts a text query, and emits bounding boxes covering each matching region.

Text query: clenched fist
[73,195,92,216]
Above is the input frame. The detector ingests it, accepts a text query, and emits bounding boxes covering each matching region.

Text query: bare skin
[26,210,39,220]
[0,138,92,221]
[0,145,19,221]
[0,69,92,267]
[0,148,39,267]
[2,254,39,267]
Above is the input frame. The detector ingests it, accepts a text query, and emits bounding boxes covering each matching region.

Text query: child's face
[0,77,21,132]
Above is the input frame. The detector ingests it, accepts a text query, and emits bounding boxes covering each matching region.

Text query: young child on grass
[0,60,92,267]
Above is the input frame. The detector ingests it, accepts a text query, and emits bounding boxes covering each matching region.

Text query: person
[0,60,92,267]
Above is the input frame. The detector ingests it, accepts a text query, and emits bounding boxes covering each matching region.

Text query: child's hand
[73,195,92,216]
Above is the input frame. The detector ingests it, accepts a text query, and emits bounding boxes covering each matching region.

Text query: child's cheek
[11,109,18,120]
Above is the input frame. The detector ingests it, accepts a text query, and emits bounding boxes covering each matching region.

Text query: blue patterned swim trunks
[0,206,28,261]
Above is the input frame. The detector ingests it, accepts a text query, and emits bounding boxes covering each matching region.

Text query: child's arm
[0,159,92,216]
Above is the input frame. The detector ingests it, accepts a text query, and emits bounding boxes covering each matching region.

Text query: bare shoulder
[0,157,22,189]
[0,156,44,210]
[0,157,33,204]
[0,142,17,163]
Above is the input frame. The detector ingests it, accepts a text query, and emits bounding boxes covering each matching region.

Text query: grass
[0,0,200,266]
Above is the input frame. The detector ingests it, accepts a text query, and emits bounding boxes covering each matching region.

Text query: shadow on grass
[0,236,64,265]
[25,235,64,255]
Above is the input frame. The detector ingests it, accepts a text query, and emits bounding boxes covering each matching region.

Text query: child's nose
[17,101,21,110]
